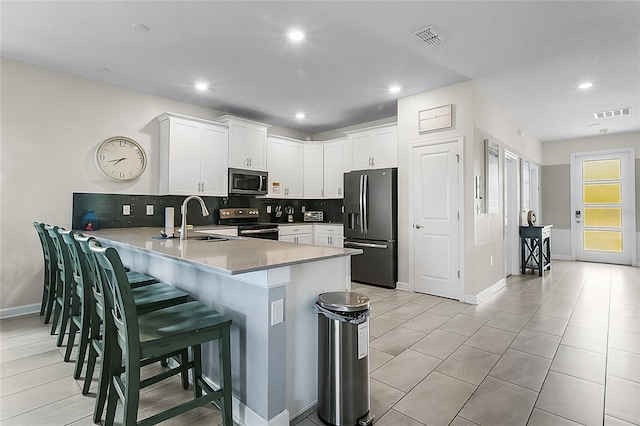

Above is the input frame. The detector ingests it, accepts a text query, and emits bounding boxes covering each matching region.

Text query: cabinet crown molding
[215,114,271,129]
[156,112,227,127]
[343,122,397,135]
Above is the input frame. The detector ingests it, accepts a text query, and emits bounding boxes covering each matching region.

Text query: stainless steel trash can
[316,292,374,426]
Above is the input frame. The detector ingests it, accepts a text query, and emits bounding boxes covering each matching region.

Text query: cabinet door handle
[201,182,205,192]
[371,157,374,166]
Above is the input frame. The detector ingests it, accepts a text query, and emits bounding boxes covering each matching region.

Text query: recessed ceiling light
[195,82,209,91]
[588,123,601,127]
[287,30,305,42]
[389,85,401,93]
[578,82,593,89]
[599,128,608,133]
[132,23,150,32]
[295,112,306,119]
[98,67,111,73]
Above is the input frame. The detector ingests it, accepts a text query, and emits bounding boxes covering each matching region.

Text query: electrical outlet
[146,205,154,215]
[123,205,131,216]
[267,205,272,214]
[271,299,284,326]
[301,206,306,212]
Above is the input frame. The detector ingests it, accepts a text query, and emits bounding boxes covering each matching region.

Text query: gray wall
[541,164,571,229]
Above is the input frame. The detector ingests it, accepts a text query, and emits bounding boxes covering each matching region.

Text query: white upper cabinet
[303,144,324,199]
[267,136,303,198]
[216,115,270,171]
[158,113,229,196]
[346,123,397,170]
[323,138,349,198]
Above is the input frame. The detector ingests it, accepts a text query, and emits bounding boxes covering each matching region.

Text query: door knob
[414,224,423,229]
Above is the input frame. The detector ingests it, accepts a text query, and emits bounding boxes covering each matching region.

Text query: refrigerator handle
[359,174,365,234]
[363,174,369,235]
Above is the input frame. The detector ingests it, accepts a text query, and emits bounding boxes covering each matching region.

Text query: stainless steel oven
[238,224,279,240]
[219,208,279,240]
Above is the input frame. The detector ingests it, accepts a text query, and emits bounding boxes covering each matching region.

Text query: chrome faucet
[179,195,210,240]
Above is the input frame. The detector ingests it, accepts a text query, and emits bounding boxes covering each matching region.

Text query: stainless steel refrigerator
[343,168,397,288]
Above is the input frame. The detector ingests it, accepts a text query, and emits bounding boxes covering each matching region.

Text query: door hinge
[457,270,460,278]
[457,212,460,220]
[456,154,460,163]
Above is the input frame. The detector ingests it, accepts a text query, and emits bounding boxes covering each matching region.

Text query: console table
[520,225,552,276]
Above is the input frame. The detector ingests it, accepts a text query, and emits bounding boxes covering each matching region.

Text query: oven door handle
[240,228,278,235]
[344,241,388,249]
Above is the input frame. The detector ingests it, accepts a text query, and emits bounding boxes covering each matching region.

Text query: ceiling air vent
[414,26,443,46]
[593,107,631,120]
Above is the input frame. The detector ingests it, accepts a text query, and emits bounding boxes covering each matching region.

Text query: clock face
[95,136,147,182]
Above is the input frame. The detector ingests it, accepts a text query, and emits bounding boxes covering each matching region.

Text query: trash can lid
[318,292,370,312]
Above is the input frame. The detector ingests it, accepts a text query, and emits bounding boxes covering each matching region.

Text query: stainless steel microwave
[228,168,268,196]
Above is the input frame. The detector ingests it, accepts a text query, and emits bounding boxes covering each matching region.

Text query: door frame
[504,149,521,276]
[569,147,636,265]
[408,135,465,301]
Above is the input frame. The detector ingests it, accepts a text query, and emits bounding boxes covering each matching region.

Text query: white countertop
[88,227,360,276]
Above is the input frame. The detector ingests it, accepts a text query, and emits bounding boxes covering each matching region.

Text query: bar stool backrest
[44,225,71,294]
[60,230,82,290]
[36,223,58,279]
[75,235,105,321]
[89,242,140,355]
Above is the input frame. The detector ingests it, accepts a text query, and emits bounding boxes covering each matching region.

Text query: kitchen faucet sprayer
[180,195,210,240]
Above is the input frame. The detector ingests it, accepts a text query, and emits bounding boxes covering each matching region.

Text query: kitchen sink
[192,235,230,242]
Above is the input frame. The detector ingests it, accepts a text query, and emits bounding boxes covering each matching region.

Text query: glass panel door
[573,150,635,265]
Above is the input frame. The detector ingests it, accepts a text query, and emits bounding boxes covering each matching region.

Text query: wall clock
[95,136,147,182]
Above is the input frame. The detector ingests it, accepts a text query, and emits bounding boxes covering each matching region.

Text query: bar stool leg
[220,327,233,426]
[122,355,142,426]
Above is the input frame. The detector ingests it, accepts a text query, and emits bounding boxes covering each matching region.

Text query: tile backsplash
[72,193,344,231]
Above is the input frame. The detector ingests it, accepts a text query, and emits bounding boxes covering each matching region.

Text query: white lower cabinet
[278,225,313,244]
[313,224,344,248]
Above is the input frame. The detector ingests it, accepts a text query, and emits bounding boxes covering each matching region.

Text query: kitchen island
[88,228,361,426]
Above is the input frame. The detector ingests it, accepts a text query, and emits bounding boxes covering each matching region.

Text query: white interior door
[572,149,636,265]
[412,142,460,299]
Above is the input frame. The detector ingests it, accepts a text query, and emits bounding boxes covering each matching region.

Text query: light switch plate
[123,205,131,216]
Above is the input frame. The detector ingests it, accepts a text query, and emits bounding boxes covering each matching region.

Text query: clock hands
[107,157,127,165]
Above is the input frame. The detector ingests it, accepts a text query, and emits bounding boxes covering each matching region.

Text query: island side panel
[112,244,288,425]
[285,256,351,418]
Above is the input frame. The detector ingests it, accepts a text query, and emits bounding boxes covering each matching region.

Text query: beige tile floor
[1,260,639,426]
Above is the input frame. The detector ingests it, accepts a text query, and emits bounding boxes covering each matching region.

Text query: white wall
[543,132,640,165]
[397,81,543,299]
[0,58,308,314]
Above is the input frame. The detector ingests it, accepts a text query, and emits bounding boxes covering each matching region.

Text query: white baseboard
[551,254,573,261]
[464,278,506,305]
[0,303,40,320]
[200,371,289,426]
[396,281,410,292]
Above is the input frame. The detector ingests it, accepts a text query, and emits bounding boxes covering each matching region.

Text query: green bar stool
[45,225,76,347]
[33,222,57,324]
[75,235,191,423]
[90,241,233,426]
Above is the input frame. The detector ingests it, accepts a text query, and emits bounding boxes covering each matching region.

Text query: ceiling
[2,1,639,141]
